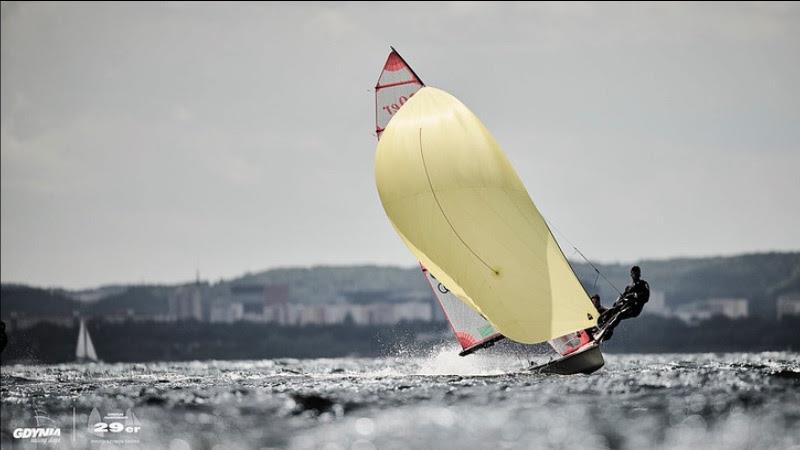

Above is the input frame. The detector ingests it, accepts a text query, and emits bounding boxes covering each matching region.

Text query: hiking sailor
[597,266,650,341]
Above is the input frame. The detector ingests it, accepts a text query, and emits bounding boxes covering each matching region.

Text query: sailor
[598,266,650,340]
[590,294,606,314]
[618,266,650,317]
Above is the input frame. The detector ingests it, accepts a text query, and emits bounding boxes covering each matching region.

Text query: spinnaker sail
[375,48,503,354]
[375,86,598,344]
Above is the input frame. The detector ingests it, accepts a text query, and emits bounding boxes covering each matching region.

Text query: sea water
[1,350,798,449]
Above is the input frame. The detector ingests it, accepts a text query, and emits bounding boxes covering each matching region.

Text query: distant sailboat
[75,319,99,363]
[373,48,604,374]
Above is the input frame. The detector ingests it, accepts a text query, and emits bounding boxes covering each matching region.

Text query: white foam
[413,344,528,376]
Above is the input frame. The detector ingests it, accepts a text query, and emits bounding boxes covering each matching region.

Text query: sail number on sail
[382,95,411,116]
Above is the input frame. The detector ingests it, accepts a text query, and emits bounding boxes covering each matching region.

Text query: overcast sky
[2,2,799,288]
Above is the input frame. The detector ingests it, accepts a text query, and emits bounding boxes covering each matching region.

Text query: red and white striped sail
[421,265,503,355]
[373,48,593,357]
[375,48,424,138]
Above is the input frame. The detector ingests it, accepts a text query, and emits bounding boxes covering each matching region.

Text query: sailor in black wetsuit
[598,266,650,341]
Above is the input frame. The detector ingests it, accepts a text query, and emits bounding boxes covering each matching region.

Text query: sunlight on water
[2,353,799,450]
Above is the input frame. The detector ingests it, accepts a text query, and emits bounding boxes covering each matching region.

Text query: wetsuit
[598,279,650,340]
[617,278,650,318]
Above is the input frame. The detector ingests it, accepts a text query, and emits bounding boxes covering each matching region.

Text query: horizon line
[1,249,798,292]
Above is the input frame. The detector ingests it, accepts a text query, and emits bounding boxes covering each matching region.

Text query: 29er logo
[88,407,142,443]
[93,422,141,434]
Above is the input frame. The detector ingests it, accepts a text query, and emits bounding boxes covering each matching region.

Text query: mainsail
[76,319,99,362]
[375,47,423,139]
[375,86,598,344]
[375,49,503,354]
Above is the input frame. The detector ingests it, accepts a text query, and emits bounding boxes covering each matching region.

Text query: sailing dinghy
[75,318,100,363]
[374,48,604,375]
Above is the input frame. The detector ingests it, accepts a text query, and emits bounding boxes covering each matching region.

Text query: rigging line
[418,128,498,275]
[546,219,623,296]
[572,245,622,297]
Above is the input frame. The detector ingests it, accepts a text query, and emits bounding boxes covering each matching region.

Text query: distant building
[344,304,371,325]
[367,303,396,325]
[393,302,433,322]
[297,305,325,326]
[231,285,266,321]
[6,313,75,331]
[317,304,352,325]
[776,293,800,320]
[264,284,290,305]
[229,284,290,322]
[204,280,435,326]
[230,302,245,322]
[168,285,203,322]
[675,298,749,324]
[209,299,244,324]
[642,290,670,317]
[360,302,433,325]
[259,301,434,326]
[263,284,291,324]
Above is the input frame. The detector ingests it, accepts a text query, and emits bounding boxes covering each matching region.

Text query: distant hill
[83,286,171,316]
[571,252,800,317]
[1,252,798,320]
[228,265,430,304]
[0,285,80,316]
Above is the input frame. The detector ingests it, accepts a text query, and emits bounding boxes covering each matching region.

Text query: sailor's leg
[597,305,635,342]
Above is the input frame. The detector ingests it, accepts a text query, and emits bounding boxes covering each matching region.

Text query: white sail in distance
[76,319,99,362]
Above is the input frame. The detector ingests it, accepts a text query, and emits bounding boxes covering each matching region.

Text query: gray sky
[2,2,799,289]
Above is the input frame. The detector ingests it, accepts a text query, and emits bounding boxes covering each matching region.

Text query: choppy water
[1,350,799,450]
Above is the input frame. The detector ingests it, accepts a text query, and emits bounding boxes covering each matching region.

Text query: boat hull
[529,342,604,375]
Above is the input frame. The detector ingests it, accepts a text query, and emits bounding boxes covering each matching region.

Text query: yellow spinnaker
[375,87,597,344]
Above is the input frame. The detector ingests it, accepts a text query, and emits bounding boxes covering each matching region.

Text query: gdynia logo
[12,427,61,439]
[12,409,61,444]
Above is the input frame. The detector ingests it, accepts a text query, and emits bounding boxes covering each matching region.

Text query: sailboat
[374,48,604,374]
[75,318,100,363]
